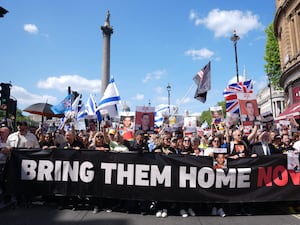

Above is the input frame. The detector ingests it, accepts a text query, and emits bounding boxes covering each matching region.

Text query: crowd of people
[1,116,300,217]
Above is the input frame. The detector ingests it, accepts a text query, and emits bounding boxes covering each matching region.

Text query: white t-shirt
[6,131,40,149]
[293,140,300,152]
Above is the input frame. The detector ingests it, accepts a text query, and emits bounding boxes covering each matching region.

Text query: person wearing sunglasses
[88,131,110,151]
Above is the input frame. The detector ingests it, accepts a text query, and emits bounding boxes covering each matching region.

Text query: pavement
[1,198,300,225]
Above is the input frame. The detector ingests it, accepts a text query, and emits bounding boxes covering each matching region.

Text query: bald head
[0,126,10,142]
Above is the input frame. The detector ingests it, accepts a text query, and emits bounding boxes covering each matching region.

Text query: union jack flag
[223,80,253,114]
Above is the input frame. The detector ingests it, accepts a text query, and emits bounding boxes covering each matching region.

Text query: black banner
[4,149,300,203]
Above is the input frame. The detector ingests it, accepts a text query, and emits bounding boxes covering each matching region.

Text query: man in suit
[250,131,280,157]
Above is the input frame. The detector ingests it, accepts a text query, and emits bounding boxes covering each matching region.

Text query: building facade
[274,0,300,105]
[274,0,300,120]
[256,85,285,118]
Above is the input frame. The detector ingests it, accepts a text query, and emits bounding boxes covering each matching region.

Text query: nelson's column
[101,10,113,95]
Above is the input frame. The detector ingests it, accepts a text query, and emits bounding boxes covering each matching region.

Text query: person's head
[94,131,105,145]
[135,130,145,143]
[161,134,171,147]
[141,113,150,127]
[215,153,226,165]
[108,129,116,140]
[273,135,281,146]
[123,116,132,128]
[182,136,191,149]
[212,136,221,148]
[281,134,290,146]
[44,133,53,142]
[170,137,178,147]
[260,131,271,144]
[17,121,28,133]
[213,111,221,119]
[0,125,10,142]
[65,131,76,144]
[245,101,255,116]
[88,121,96,131]
[191,136,201,150]
[232,129,243,142]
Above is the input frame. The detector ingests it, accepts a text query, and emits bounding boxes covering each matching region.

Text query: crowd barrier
[3,149,300,203]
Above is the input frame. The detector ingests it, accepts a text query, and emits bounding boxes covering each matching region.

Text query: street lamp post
[166,83,171,115]
[230,30,240,83]
[267,73,274,115]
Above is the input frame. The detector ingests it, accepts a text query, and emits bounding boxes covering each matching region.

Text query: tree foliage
[264,23,281,88]
[199,100,226,127]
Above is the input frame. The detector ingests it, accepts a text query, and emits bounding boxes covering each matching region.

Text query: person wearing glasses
[228,129,249,159]
[204,136,222,157]
[88,131,110,151]
[153,134,173,155]
[181,136,193,155]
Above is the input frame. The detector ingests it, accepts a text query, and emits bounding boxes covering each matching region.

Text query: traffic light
[0,83,11,108]
[7,98,17,118]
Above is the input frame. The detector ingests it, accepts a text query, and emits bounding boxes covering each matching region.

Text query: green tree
[264,23,281,88]
[199,100,226,126]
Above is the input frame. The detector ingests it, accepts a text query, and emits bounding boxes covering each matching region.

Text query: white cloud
[37,74,101,93]
[190,9,263,38]
[155,86,164,94]
[24,24,39,34]
[132,93,144,101]
[11,85,57,107]
[142,70,166,83]
[185,48,214,60]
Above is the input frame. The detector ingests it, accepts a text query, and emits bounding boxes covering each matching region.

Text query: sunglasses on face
[96,135,104,138]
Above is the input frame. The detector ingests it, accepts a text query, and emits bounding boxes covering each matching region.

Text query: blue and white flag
[97,78,121,117]
[51,94,72,115]
[72,94,81,115]
[154,104,170,127]
[77,94,102,121]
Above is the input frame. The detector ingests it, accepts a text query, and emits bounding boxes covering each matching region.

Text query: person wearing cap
[6,121,40,149]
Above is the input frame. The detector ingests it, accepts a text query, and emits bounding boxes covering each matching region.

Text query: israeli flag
[97,78,121,116]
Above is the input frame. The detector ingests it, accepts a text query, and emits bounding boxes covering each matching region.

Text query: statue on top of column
[104,10,110,26]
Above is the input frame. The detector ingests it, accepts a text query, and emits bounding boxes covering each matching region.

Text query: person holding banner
[228,129,249,159]
[88,131,110,151]
[250,131,280,157]
[60,131,85,150]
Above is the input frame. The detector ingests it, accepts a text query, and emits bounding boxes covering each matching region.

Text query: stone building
[274,0,300,121]
[256,84,285,118]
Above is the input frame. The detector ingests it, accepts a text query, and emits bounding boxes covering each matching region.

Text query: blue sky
[0,0,276,116]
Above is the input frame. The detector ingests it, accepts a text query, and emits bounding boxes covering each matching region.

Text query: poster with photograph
[287,151,300,171]
[183,116,197,136]
[135,106,155,134]
[237,92,260,134]
[210,106,224,124]
[212,148,227,169]
[119,111,135,141]
[237,92,260,123]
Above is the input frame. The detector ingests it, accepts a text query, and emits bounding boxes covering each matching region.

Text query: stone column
[101,10,113,95]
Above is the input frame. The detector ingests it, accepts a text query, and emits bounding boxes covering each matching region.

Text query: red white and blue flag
[223,80,253,114]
